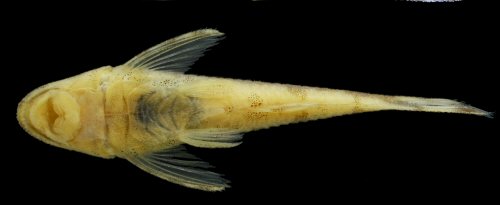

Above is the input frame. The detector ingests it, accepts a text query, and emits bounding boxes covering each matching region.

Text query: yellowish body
[17,29,490,191]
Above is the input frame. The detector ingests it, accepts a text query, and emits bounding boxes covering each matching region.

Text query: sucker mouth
[17,90,66,148]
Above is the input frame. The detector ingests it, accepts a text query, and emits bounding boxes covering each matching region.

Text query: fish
[17,29,491,191]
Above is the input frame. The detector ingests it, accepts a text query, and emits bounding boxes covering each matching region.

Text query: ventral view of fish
[17,29,491,191]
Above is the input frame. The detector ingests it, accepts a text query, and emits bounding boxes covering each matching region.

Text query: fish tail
[384,96,493,118]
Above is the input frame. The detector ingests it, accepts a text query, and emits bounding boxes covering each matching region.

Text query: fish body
[17,29,490,191]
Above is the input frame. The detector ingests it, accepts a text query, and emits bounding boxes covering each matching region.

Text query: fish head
[17,82,82,150]
[17,67,114,158]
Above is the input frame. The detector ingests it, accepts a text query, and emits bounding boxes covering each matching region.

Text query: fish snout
[18,89,81,145]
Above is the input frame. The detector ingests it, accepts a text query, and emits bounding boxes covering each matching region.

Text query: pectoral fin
[127,145,229,191]
[124,29,224,72]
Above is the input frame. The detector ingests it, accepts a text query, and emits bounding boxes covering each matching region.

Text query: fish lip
[16,93,31,134]
[17,89,63,147]
[17,95,31,133]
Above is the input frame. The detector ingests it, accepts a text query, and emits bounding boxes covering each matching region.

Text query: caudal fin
[389,96,493,118]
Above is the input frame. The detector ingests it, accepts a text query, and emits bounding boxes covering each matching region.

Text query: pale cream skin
[17,29,490,191]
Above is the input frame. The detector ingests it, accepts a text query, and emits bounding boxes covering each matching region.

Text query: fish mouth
[17,94,46,142]
[17,89,66,147]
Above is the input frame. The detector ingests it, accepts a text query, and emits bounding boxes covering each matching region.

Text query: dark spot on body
[294,111,309,121]
[135,92,175,133]
[272,107,284,112]
[287,86,307,100]
[136,92,158,125]
[353,95,362,113]
[246,111,268,120]
[248,93,263,108]
[224,106,234,113]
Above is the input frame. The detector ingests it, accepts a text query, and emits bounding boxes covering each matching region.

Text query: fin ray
[124,29,224,72]
[127,145,229,191]
[391,96,493,117]
[181,129,243,148]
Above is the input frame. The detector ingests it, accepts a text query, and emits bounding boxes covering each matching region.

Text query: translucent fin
[181,129,243,148]
[127,145,229,191]
[391,96,493,118]
[124,29,224,72]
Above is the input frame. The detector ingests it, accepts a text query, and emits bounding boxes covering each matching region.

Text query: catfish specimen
[17,29,491,191]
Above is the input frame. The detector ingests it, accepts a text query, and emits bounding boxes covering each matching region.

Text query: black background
[5,1,498,203]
